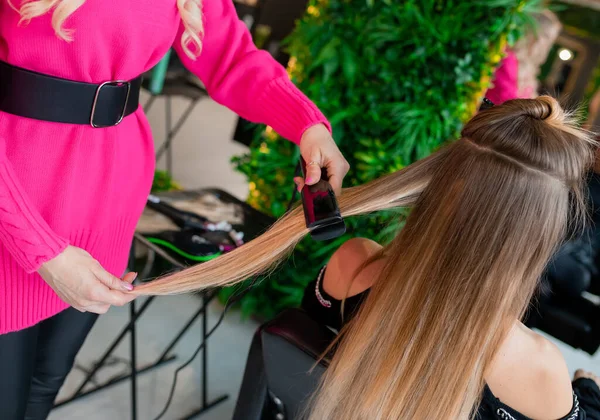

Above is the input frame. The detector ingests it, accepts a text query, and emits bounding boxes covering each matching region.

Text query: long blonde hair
[135,96,595,419]
[8,0,204,58]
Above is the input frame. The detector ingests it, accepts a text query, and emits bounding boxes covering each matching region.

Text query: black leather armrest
[262,308,336,366]
[232,331,269,420]
[260,309,337,419]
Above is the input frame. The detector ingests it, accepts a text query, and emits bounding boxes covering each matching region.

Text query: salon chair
[233,300,600,420]
[526,274,600,355]
[524,173,600,355]
[232,308,332,420]
[527,244,600,354]
[229,263,600,420]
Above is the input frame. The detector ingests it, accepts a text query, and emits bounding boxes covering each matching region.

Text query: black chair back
[232,309,335,420]
[233,306,600,420]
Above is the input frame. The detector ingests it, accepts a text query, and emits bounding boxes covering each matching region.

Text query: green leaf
[323,56,340,84]
[341,44,358,87]
[329,109,357,126]
[310,37,341,70]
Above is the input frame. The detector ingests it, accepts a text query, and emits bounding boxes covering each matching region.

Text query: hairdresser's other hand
[38,245,136,314]
[574,369,600,387]
[299,124,349,195]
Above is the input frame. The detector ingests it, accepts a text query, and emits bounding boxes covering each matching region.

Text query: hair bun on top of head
[479,96,559,121]
[522,96,557,121]
[497,95,559,121]
[463,95,595,188]
[464,96,563,139]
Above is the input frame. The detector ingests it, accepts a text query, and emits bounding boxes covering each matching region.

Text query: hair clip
[480,98,495,110]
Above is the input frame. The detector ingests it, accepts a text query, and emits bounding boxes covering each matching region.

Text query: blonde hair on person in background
[7,0,204,58]
[514,9,562,98]
[133,96,596,419]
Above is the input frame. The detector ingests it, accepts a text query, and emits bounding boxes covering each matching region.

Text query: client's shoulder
[487,324,574,420]
[331,237,382,261]
[324,238,384,299]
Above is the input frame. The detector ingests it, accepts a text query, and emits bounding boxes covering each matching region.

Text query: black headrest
[260,309,337,418]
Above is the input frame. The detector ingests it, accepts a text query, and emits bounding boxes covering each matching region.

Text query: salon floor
[49,93,600,420]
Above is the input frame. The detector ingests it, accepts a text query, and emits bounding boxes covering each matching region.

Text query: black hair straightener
[299,158,346,241]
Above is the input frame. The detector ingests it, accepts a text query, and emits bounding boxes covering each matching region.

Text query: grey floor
[49,295,257,420]
[48,94,600,420]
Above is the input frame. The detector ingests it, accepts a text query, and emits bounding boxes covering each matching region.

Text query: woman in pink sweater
[485,10,562,105]
[0,0,349,418]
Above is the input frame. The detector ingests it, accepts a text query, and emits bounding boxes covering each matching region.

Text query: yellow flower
[259,142,270,154]
[264,127,278,141]
[307,5,320,17]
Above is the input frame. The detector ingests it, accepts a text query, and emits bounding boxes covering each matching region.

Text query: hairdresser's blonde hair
[136,96,595,419]
[8,0,203,58]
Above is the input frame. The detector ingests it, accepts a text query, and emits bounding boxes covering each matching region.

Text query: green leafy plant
[151,170,182,193]
[228,0,541,320]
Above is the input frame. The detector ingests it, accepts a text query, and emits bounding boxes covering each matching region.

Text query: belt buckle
[90,80,131,128]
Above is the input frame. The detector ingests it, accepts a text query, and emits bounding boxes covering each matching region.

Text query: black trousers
[0,307,98,420]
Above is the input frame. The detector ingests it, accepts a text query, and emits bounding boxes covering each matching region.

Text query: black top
[301,267,600,420]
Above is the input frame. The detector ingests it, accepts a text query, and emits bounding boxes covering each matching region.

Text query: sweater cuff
[0,161,69,273]
[257,77,332,144]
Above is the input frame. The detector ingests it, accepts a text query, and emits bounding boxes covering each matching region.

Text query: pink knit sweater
[485,50,520,105]
[0,0,329,334]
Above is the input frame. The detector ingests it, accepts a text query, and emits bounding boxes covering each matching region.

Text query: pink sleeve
[0,142,68,273]
[485,50,519,105]
[173,0,331,145]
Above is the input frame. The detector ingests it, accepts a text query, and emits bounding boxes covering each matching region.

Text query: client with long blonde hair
[135,96,600,419]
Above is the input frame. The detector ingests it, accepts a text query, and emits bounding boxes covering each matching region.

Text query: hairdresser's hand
[574,369,600,387]
[299,124,349,195]
[38,246,137,314]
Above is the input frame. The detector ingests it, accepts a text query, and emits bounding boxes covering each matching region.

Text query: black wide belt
[0,61,142,128]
